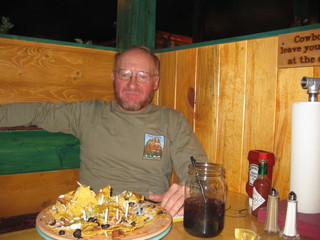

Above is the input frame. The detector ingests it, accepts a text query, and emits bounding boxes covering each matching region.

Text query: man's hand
[147,183,185,217]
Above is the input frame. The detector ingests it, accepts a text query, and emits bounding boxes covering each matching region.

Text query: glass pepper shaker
[183,162,226,238]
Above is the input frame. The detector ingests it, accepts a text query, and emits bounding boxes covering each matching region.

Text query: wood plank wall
[0,38,115,104]
[156,36,320,201]
[0,27,319,217]
[0,38,116,217]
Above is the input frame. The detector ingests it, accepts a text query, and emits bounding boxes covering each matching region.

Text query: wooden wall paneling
[156,51,177,108]
[156,51,178,184]
[175,48,197,125]
[274,67,314,199]
[166,48,197,185]
[217,41,247,193]
[172,48,197,184]
[195,45,219,162]
[0,169,79,218]
[0,38,115,104]
[241,37,278,195]
[314,66,320,77]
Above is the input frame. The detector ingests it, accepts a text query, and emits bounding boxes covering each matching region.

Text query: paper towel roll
[291,102,320,214]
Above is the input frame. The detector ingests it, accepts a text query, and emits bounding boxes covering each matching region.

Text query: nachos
[46,183,168,239]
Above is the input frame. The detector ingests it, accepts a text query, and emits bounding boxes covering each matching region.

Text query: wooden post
[116,0,156,50]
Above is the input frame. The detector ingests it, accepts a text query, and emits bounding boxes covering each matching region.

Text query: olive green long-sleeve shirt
[0,100,208,196]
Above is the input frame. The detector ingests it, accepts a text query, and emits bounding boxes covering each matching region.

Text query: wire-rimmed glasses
[115,69,157,83]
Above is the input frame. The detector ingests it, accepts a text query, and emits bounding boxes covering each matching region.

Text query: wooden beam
[116,0,156,50]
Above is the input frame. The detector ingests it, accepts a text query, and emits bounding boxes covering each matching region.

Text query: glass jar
[183,162,226,238]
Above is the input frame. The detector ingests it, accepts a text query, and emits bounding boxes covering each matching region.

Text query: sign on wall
[278,29,320,68]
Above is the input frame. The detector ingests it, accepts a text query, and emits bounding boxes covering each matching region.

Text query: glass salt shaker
[183,162,226,238]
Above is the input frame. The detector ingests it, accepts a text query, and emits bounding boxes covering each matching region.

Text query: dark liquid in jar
[184,197,225,238]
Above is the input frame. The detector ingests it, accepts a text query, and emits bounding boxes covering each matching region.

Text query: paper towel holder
[301,76,320,102]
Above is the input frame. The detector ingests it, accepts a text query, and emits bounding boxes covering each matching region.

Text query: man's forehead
[117,50,155,68]
[120,49,152,60]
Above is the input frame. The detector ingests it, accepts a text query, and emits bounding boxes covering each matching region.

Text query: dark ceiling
[0,0,118,43]
[0,0,319,47]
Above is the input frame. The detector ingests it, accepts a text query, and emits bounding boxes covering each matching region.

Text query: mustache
[122,89,141,94]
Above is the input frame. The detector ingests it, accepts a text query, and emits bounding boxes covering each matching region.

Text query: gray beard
[113,84,154,111]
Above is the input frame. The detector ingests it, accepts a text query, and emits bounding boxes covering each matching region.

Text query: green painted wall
[0,130,80,175]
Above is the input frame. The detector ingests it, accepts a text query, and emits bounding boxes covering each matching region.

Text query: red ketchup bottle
[246,150,275,213]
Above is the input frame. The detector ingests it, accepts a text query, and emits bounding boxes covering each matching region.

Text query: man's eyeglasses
[115,69,156,83]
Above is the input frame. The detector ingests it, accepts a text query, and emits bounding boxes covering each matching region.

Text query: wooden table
[0,192,310,240]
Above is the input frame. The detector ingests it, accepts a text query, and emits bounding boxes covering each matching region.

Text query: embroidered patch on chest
[143,134,164,160]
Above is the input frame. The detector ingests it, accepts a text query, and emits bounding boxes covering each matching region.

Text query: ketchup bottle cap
[248,150,275,165]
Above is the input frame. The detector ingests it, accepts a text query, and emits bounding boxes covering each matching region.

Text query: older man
[0,46,208,216]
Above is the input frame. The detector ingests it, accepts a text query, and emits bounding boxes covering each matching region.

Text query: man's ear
[153,76,160,90]
[111,71,115,81]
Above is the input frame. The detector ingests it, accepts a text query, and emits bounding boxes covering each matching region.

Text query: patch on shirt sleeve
[143,134,164,160]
